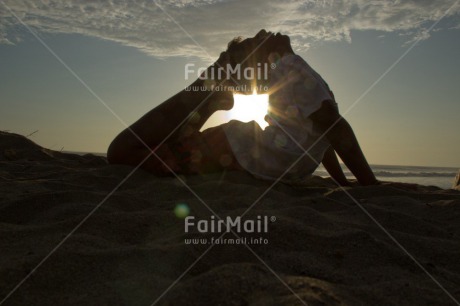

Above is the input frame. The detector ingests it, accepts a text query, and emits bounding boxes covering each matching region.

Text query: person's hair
[225,33,279,63]
[224,31,293,67]
[227,36,243,51]
[225,36,244,67]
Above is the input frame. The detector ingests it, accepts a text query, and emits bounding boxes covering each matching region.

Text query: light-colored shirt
[224,54,335,181]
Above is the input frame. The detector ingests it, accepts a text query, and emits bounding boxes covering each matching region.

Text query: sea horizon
[315,164,459,189]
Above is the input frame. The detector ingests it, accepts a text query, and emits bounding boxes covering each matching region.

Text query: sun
[229,91,269,129]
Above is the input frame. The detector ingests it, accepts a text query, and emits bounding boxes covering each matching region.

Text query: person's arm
[322,146,350,186]
[310,100,378,186]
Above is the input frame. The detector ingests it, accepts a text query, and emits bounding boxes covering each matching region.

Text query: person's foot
[208,90,234,111]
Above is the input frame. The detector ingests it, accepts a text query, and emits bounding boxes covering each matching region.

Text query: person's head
[227,30,293,63]
[224,30,294,93]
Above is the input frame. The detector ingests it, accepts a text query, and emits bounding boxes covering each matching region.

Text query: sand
[1,131,460,306]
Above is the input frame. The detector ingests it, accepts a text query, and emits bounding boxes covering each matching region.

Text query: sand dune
[0,131,459,305]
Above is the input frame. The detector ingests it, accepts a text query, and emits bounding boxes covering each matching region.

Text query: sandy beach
[1,131,459,306]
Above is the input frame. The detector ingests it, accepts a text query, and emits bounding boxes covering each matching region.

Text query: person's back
[224,30,378,185]
[223,52,334,181]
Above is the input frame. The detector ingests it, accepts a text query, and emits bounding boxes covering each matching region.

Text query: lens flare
[231,91,269,129]
[174,203,190,219]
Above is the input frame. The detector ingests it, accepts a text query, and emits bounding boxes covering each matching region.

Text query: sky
[0,0,459,167]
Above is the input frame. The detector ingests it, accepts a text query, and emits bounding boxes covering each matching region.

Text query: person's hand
[208,90,234,111]
[198,51,238,89]
[216,51,239,88]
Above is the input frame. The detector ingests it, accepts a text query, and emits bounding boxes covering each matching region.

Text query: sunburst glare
[230,91,269,129]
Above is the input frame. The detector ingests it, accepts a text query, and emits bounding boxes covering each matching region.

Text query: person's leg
[174,123,244,175]
[175,92,233,139]
[321,146,350,186]
[107,77,233,173]
[310,101,377,185]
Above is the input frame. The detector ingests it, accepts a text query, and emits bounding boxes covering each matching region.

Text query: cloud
[0,0,459,60]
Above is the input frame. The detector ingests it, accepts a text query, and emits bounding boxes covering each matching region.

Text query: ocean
[314,164,459,189]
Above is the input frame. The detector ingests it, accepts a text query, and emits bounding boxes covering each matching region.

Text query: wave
[372,171,456,178]
[314,170,457,178]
